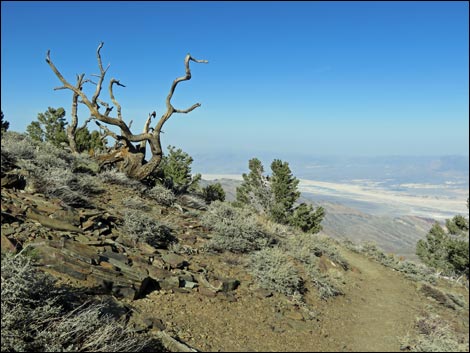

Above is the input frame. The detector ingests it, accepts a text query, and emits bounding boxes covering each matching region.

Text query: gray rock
[159,276,181,290]
[147,267,173,280]
[161,253,188,269]
[1,234,18,253]
[60,239,101,265]
[112,285,137,299]
[134,277,160,300]
[221,278,240,292]
[198,287,217,298]
[183,281,198,289]
[178,272,194,283]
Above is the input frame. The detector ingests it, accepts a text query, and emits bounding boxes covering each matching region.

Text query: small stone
[134,277,160,300]
[1,234,18,253]
[1,227,17,236]
[113,286,136,299]
[138,242,158,254]
[147,267,173,280]
[198,287,217,298]
[81,218,96,231]
[161,253,188,269]
[159,276,181,290]
[221,278,240,292]
[152,318,166,331]
[183,281,198,289]
[178,272,194,283]
[287,320,306,330]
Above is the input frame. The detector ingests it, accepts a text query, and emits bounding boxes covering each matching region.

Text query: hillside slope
[1,137,468,352]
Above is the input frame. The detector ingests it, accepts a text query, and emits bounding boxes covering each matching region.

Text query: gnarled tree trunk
[46,42,208,180]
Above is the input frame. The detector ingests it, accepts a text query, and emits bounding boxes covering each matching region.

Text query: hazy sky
[2,1,469,156]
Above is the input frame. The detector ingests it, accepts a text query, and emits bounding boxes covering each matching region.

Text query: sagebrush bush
[401,313,468,352]
[122,197,151,211]
[1,253,153,352]
[177,193,208,210]
[286,234,348,270]
[122,210,175,248]
[284,234,345,299]
[71,152,101,174]
[30,168,103,208]
[305,261,343,300]
[201,201,273,253]
[250,247,303,296]
[37,302,147,352]
[1,131,38,160]
[257,216,292,238]
[148,183,176,207]
[34,141,73,169]
[2,131,76,170]
[98,169,145,191]
[342,239,436,283]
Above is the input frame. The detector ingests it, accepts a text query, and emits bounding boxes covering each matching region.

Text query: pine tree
[236,158,272,214]
[26,107,68,147]
[202,183,226,204]
[290,203,325,234]
[416,215,469,277]
[26,121,44,142]
[270,159,300,224]
[1,111,9,134]
[159,145,201,194]
[75,127,105,153]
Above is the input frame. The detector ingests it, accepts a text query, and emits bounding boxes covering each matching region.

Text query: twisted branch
[46,44,207,180]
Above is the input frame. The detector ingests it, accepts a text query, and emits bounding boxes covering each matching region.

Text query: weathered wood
[46,43,208,180]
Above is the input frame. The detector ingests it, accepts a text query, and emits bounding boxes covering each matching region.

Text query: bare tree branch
[174,103,201,114]
[139,111,156,152]
[46,44,207,180]
[91,42,109,108]
[109,78,125,121]
[153,53,208,153]
[66,74,86,153]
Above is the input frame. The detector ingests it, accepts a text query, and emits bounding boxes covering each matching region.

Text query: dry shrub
[1,253,157,352]
[98,169,145,191]
[401,313,468,352]
[122,210,175,248]
[148,183,176,207]
[250,247,303,296]
[201,201,273,253]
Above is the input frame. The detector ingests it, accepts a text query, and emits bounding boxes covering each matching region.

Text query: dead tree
[46,42,208,180]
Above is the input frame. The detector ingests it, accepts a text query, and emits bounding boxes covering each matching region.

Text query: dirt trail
[317,249,426,351]
[135,247,434,352]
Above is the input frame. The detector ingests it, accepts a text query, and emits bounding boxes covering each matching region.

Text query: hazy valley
[199,154,469,259]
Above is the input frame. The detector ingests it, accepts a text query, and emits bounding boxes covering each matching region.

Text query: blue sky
[1,1,469,157]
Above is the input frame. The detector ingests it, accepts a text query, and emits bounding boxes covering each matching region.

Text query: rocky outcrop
[1,186,241,304]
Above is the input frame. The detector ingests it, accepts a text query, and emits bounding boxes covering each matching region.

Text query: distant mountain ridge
[193,153,469,186]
